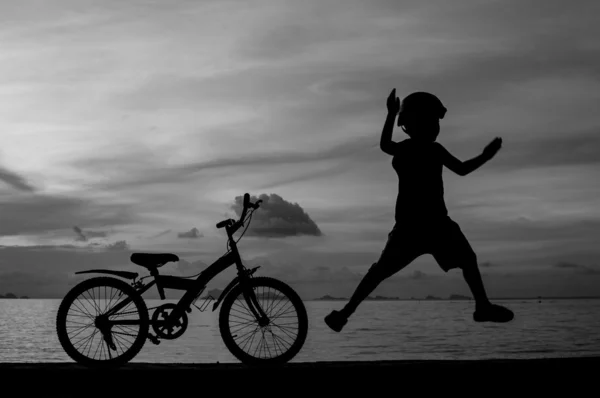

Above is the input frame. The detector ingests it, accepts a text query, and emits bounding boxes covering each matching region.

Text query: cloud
[0,244,138,297]
[73,226,86,242]
[0,0,599,303]
[69,134,378,192]
[0,271,68,297]
[149,229,172,239]
[177,228,203,239]
[73,226,109,242]
[0,166,36,192]
[553,261,600,275]
[555,261,580,269]
[105,240,129,251]
[407,270,434,280]
[229,193,323,238]
[480,127,600,172]
[0,193,138,237]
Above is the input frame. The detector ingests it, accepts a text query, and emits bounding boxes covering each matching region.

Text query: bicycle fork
[240,280,270,326]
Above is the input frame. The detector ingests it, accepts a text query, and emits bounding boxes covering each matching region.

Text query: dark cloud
[73,226,86,241]
[226,0,600,116]
[77,0,599,191]
[149,229,172,239]
[480,127,600,171]
[454,216,600,250]
[105,240,129,251]
[177,228,203,239]
[73,226,109,242]
[555,261,580,269]
[66,133,379,193]
[229,193,322,237]
[0,271,68,297]
[553,261,600,275]
[0,244,139,297]
[0,193,138,237]
[582,268,600,276]
[0,166,36,192]
[409,270,429,280]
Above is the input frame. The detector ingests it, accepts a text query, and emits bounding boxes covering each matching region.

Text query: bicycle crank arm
[101,330,117,351]
[147,333,161,345]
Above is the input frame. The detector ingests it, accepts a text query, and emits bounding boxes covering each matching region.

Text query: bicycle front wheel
[219,276,308,365]
[56,276,149,368]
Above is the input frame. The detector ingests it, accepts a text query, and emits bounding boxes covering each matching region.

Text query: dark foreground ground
[2,357,597,396]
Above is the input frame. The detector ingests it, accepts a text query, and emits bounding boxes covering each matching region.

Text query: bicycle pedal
[147,333,160,345]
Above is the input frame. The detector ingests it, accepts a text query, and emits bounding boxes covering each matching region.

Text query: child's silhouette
[325,88,514,332]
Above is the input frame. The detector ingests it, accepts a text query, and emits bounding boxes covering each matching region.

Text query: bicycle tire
[219,276,308,365]
[56,276,149,368]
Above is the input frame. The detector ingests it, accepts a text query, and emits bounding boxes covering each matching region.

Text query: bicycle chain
[104,305,161,317]
[102,306,162,340]
[98,305,162,340]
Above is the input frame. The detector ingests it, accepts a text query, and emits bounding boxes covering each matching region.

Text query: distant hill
[448,294,472,300]
[0,293,29,299]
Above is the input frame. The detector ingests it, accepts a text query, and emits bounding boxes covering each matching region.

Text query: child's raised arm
[380,88,400,155]
[438,137,502,176]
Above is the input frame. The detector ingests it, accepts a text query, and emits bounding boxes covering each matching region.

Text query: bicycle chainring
[151,303,188,340]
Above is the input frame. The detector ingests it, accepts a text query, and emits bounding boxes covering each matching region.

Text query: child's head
[397,92,447,142]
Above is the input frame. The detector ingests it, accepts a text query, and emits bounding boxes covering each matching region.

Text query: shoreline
[2,357,597,395]
[2,296,600,301]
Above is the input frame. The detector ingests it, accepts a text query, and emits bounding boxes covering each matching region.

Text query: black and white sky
[0,0,599,299]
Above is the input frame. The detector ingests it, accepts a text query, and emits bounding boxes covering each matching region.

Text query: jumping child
[325,88,514,332]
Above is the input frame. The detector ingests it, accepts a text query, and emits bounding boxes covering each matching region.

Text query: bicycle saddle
[130,253,179,268]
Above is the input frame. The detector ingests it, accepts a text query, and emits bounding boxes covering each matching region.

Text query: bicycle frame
[100,204,267,328]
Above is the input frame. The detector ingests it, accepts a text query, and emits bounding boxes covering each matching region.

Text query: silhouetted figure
[325,89,514,332]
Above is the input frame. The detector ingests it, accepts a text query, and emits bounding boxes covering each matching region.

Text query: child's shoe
[473,302,514,323]
[325,310,348,332]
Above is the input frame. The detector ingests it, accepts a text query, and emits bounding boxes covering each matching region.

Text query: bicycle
[55,193,309,368]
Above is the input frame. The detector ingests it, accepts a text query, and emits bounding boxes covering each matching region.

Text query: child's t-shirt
[391,139,449,225]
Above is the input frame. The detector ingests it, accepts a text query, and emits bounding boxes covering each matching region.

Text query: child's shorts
[369,216,477,279]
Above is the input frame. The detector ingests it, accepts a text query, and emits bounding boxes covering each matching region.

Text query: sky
[0,0,599,299]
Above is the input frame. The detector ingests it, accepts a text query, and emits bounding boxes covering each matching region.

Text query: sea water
[0,298,599,363]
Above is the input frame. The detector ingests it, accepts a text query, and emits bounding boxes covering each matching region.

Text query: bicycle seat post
[151,264,166,300]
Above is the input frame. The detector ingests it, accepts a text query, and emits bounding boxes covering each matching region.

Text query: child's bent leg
[432,218,514,323]
[461,261,490,308]
[339,263,387,318]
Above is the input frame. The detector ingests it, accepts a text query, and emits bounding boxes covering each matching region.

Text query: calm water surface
[1,298,599,363]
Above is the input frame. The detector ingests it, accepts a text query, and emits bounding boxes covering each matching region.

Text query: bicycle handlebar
[215,193,262,233]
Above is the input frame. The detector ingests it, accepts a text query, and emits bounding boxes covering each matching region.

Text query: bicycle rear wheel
[219,276,308,365]
[56,276,149,368]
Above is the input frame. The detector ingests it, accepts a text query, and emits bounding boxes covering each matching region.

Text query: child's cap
[397,92,447,127]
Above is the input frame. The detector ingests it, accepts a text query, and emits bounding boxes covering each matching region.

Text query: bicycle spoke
[240,327,260,353]
[224,280,305,362]
[58,278,147,365]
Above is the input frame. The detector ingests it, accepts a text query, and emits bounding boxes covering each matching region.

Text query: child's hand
[483,137,502,158]
[387,88,400,115]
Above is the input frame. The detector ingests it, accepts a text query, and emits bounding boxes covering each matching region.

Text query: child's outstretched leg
[324,263,385,332]
[325,228,420,332]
